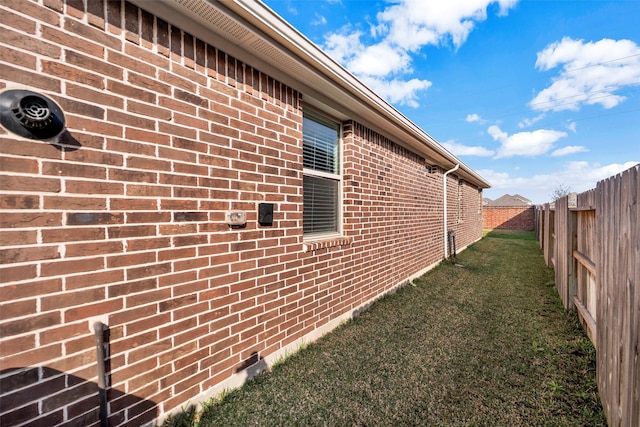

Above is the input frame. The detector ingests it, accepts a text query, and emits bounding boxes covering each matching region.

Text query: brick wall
[0,1,484,425]
[483,206,535,230]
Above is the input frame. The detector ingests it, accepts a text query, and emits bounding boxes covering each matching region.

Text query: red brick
[0,156,37,176]
[124,42,170,69]
[0,8,37,34]
[66,269,124,290]
[1,26,61,57]
[64,16,120,51]
[126,313,171,336]
[127,237,171,252]
[110,198,158,211]
[40,256,105,277]
[46,347,95,373]
[0,245,60,264]
[65,180,124,195]
[86,0,105,29]
[0,312,60,338]
[158,96,196,116]
[67,212,123,226]
[110,168,157,184]
[126,288,170,308]
[41,25,104,57]
[126,156,171,172]
[64,334,95,355]
[0,342,62,370]
[0,299,37,321]
[127,262,171,280]
[0,334,36,357]
[107,251,156,268]
[109,52,156,78]
[66,83,124,109]
[123,1,139,44]
[43,196,107,210]
[56,97,106,120]
[107,224,156,239]
[127,101,172,121]
[0,194,40,210]
[66,114,123,137]
[0,230,37,245]
[64,298,123,322]
[40,322,89,345]
[0,175,60,193]
[108,278,156,299]
[41,60,104,88]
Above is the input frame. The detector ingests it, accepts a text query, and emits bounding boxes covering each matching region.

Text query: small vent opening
[13,96,53,129]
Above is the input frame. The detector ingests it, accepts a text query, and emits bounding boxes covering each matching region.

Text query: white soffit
[128,0,491,189]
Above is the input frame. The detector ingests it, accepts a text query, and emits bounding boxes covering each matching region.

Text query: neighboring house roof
[488,194,532,207]
[482,198,492,206]
[129,0,491,190]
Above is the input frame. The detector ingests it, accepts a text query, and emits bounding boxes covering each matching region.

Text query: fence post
[543,203,552,267]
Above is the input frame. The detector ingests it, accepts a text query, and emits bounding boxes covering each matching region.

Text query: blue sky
[263,0,640,203]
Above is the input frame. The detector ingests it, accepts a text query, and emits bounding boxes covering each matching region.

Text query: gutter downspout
[443,164,459,259]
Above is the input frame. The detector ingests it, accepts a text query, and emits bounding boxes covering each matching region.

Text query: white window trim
[302,113,343,240]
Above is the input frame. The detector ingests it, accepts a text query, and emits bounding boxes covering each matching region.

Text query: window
[302,110,341,236]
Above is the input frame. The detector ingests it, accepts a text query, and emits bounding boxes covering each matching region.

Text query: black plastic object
[0,90,65,140]
[258,203,274,226]
[447,229,457,258]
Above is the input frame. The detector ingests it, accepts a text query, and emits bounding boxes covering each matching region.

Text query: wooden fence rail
[536,164,639,427]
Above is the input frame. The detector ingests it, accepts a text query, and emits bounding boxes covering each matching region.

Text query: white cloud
[479,161,639,204]
[530,37,640,112]
[518,113,545,129]
[323,1,518,107]
[348,42,413,77]
[488,125,567,158]
[311,13,327,26]
[377,0,518,50]
[360,76,432,108]
[566,121,577,133]
[465,113,486,123]
[324,30,364,65]
[441,139,495,156]
[551,146,588,157]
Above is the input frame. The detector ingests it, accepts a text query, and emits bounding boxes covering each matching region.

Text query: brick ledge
[302,237,352,252]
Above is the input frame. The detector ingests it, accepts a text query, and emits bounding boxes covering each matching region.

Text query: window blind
[303,175,339,234]
[303,112,339,174]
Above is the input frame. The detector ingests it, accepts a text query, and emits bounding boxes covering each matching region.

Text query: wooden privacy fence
[536,164,639,427]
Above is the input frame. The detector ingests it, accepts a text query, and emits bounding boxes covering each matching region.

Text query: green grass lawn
[166,229,605,426]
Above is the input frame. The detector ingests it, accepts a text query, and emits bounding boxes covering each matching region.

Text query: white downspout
[443,164,459,259]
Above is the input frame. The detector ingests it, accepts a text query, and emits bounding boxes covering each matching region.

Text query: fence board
[543,204,554,267]
[538,164,639,427]
[596,165,639,427]
[554,196,576,309]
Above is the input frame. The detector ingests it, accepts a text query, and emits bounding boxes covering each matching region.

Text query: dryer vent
[0,90,66,140]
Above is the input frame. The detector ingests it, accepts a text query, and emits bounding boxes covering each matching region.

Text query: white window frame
[302,109,343,239]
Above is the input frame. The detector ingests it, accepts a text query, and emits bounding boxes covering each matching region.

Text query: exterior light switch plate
[226,211,246,226]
